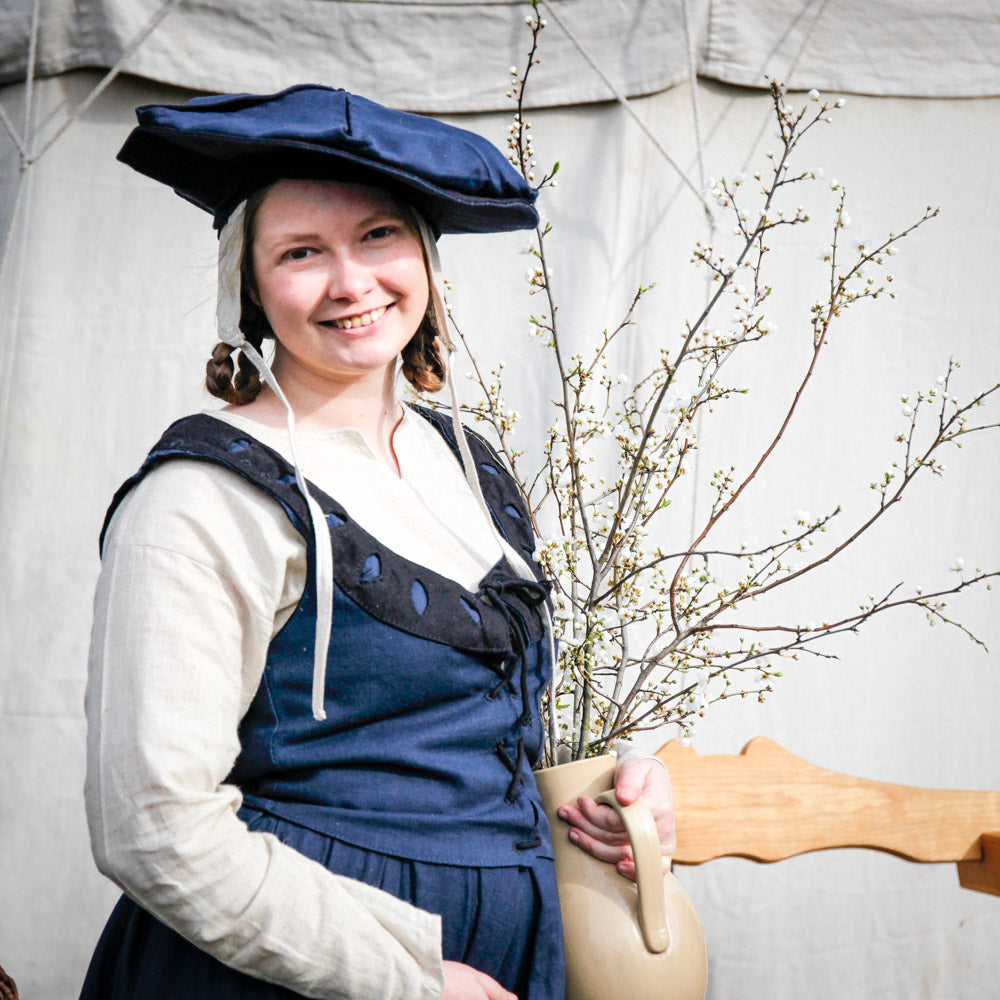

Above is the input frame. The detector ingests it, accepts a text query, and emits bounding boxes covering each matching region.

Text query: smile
[326,305,389,330]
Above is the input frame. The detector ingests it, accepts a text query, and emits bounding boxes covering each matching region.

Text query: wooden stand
[656,736,1000,896]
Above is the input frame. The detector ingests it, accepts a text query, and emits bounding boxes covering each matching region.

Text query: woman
[82,85,674,1000]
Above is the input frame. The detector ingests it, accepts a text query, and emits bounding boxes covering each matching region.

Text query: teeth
[331,306,387,330]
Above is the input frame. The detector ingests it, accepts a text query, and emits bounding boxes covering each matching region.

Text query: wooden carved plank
[657,736,1000,894]
[957,833,1000,897]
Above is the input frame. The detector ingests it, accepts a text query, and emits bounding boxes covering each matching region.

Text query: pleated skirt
[80,804,565,1000]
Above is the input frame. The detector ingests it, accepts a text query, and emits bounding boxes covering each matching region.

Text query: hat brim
[117,126,540,235]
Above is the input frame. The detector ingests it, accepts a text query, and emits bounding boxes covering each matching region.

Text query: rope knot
[480,575,550,727]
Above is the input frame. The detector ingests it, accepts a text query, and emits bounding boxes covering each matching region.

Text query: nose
[326,250,375,302]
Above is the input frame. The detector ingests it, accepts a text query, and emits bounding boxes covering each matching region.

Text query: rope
[30,0,184,164]
[0,102,26,157]
[0,167,27,295]
[22,0,40,157]
[0,0,38,472]
[0,165,33,472]
[1,0,184,469]
[739,0,834,174]
[539,0,713,216]
[681,0,716,542]
[666,0,831,539]
[681,0,709,207]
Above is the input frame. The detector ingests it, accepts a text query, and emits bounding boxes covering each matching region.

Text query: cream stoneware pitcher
[535,755,707,1000]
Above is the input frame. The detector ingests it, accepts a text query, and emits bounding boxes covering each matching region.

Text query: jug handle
[595,789,670,954]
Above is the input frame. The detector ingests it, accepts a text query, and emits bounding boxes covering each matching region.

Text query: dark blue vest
[102,408,553,867]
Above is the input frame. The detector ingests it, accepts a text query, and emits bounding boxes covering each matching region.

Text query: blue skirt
[80,805,565,1000]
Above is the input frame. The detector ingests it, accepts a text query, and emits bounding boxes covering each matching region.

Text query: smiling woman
[252,182,428,382]
[220,180,434,471]
[78,84,675,1000]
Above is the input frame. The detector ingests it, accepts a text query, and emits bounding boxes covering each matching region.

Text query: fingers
[566,822,634,866]
[440,961,518,1000]
[613,855,672,881]
[556,758,678,878]
[562,795,628,835]
[482,974,518,1000]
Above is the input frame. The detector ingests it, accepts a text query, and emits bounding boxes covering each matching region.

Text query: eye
[285,247,314,261]
[364,225,398,242]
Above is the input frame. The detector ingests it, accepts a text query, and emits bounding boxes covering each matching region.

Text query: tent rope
[679,0,831,544]
[539,0,713,217]
[0,0,39,469]
[0,100,26,157]
[22,0,40,157]
[30,0,185,164]
[0,0,183,469]
[740,0,833,174]
[681,0,716,541]
[681,0,708,198]
[0,167,27,289]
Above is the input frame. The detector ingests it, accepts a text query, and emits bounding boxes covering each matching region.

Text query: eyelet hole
[411,579,428,614]
[361,554,381,582]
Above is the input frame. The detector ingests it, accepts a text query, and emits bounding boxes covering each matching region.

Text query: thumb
[613,760,646,805]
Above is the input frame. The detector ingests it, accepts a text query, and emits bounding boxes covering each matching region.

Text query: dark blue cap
[117,84,539,234]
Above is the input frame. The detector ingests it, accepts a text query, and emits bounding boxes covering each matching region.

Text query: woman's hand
[440,961,517,1000]
[556,756,676,880]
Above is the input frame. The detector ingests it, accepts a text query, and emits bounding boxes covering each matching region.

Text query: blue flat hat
[117,84,539,234]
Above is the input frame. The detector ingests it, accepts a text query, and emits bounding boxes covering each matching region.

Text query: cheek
[258,271,328,321]
[396,258,430,312]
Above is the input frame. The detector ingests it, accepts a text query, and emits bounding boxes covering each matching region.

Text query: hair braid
[400,311,445,393]
[205,187,273,404]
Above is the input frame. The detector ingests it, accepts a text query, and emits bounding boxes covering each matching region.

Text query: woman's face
[250,179,429,392]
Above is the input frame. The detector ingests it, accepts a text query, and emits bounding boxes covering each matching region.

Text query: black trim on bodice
[100,407,549,659]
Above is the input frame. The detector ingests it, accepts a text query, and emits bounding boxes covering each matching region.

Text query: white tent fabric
[2,3,999,998]
[0,0,700,111]
[700,0,1000,97]
[2,0,1000,109]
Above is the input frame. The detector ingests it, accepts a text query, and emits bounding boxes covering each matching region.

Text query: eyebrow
[260,211,406,250]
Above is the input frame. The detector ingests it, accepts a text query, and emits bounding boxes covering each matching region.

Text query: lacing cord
[480,576,551,726]
[494,736,527,804]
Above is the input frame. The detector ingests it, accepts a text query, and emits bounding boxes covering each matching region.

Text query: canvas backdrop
[1,2,998,997]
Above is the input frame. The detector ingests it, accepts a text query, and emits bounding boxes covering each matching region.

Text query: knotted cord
[481,576,552,725]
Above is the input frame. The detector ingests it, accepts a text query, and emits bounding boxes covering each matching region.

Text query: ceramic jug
[535,755,707,1000]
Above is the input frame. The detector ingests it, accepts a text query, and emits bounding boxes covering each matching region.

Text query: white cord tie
[217,201,333,721]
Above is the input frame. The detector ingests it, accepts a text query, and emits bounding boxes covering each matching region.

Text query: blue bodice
[103,408,554,866]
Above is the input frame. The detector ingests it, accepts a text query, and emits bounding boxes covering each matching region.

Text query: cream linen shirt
[85,406,507,1000]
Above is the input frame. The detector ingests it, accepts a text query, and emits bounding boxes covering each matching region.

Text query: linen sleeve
[84,459,444,1000]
